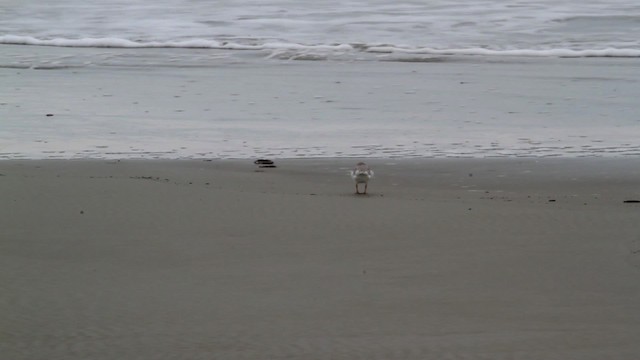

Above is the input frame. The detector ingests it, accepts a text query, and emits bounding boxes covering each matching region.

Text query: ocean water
[2,0,640,58]
[1,0,640,159]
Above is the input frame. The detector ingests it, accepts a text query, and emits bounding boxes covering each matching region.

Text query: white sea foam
[366,46,640,58]
[0,35,226,49]
[2,35,639,60]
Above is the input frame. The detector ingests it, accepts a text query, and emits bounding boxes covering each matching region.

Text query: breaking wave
[2,35,640,58]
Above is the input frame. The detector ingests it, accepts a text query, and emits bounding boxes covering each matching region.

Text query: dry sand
[2,158,640,359]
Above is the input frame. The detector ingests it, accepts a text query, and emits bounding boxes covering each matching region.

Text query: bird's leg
[364,183,368,194]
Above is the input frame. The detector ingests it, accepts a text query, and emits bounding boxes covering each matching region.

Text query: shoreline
[2,47,640,160]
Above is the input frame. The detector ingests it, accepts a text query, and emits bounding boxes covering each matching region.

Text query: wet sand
[2,45,640,159]
[2,158,640,359]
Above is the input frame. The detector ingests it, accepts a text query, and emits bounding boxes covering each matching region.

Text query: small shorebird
[351,162,374,194]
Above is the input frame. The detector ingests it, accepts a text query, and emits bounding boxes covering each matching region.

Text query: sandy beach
[3,1,640,358]
[2,158,640,359]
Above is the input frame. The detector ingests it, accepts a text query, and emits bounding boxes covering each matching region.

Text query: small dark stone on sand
[548,199,556,202]
[623,200,640,203]
[259,165,277,168]
[254,159,274,165]
[46,114,54,117]
[80,211,84,214]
